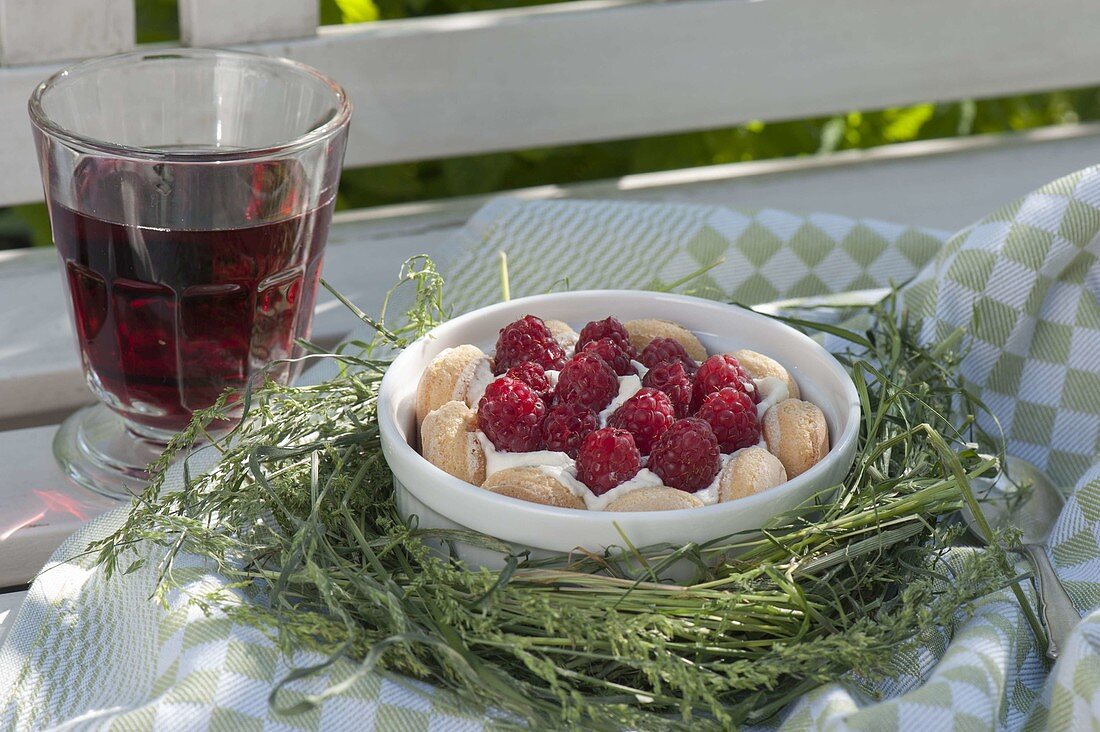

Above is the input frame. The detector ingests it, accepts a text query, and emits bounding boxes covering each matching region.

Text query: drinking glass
[29,49,351,498]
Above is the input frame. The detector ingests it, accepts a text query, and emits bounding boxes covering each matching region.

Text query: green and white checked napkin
[5,166,1100,730]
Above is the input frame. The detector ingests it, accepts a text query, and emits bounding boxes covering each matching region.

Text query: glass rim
[28,47,352,162]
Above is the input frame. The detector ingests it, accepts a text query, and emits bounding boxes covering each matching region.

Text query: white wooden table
[2,0,1100,672]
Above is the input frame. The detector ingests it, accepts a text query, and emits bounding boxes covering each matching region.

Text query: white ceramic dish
[377,290,861,569]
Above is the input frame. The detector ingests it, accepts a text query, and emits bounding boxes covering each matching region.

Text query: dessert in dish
[415,314,831,511]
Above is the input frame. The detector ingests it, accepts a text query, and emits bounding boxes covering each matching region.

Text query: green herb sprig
[92,261,1020,730]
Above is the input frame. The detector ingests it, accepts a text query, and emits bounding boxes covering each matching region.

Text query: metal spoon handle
[1021,543,1080,660]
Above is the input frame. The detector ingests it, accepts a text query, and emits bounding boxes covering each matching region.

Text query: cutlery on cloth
[963,456,1080,660]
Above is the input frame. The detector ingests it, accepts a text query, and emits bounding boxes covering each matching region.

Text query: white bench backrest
[0,0,1098,207]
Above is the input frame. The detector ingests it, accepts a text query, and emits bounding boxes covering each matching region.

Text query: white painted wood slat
[179,0,318,47]
[1,0,1100,204]
[0,0,133,66]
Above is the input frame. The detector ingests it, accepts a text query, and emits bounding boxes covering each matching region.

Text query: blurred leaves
[12,205,52,248]
[0,204,52,249]
[135,0,179,43]
[330,0,379,23]
[883,105,935,143]
[368,0,562,19]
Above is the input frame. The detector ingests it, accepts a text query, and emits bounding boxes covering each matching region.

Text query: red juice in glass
[53,201,330,433]
[30,49,350,497]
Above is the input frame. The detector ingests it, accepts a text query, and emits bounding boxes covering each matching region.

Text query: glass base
[53,404,170,500]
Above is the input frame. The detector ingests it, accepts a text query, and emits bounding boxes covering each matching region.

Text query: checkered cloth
[5,165,1100,730]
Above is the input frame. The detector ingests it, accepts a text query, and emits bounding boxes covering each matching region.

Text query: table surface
[2,122,1100,649]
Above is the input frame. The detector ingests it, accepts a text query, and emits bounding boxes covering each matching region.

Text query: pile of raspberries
[478,315,762,496]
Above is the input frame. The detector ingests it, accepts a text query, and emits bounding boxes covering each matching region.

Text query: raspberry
[576,427,641,495]
[542,403,599,457]
[505,362,553,400]
[642,361,694,418]
[494,315,566,374]
[477,377,546,452]
[696,387,760,452]
[607,388,675,454]
[579,337,635,376]
[640,338,697,372]
[576,316,637,359]
[692,354,757,411]
[555,352,619,412]
[648,418,720,492]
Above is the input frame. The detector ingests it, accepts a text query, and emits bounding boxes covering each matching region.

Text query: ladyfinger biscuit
[731,349,800,400]
[762,399,829,478]
[415,345,487,425]
[605,486,704,512]
[483,467,586,509]
[419,400,487,486]
[623,319,708,361]
[718,446,787,502]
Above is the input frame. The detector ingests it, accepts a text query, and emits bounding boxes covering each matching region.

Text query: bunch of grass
[93,257,1024,729]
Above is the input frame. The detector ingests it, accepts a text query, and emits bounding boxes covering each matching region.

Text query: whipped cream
[693,452,734,505]
[560,467,665,511]
[597,374,643,427]
[465,357,495,408]
[754,376,789,419]
[478,432,574,476]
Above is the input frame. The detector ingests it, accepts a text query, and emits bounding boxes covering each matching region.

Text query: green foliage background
[2,0,1098,247]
